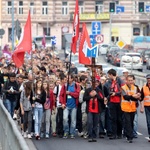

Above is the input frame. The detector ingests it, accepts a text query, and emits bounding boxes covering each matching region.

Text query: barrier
[0,100,29,150]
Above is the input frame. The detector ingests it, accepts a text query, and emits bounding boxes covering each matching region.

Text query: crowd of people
[0,48,150,144]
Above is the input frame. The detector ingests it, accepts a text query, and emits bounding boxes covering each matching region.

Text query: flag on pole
[71,0,79,54]
[79,23,91,65]
[12,11,32,68]
[42,32,46,48]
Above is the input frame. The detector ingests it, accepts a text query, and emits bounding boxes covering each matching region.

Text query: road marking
[137,132,143,135]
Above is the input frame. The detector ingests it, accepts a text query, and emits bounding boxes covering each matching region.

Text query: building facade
[1,0,150,49]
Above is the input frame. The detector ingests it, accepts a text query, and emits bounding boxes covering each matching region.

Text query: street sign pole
[109,13,112,44]
[11,0,15,51]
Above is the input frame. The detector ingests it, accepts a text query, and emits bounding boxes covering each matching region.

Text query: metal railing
[0,100,29,150]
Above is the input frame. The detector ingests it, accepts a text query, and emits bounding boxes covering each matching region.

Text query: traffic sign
[146,5,150,12]
[90,34,96,46]
[95,34,104,44]
[86,45,98,58]
[116,6,125,13]
[91,21,101,35]
[116,40,126,49]
[0,29,5,35]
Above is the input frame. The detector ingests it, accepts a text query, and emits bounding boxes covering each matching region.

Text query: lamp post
[11,0,14,51]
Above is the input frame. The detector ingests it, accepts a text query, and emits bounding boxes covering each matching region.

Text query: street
[32,111,150,150]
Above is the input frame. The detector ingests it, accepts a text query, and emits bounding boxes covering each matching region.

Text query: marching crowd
[0,49,150,144]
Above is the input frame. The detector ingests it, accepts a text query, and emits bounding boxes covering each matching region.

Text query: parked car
[99,44,110,55]
[112,49,129,66]
[106,46,119,62]
[141,50,150,64]
[120,53,143,71]
[146,57,150,70]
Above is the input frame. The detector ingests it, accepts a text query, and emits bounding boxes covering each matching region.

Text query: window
[8,28,12,42]
[133,27,140,36]
[43,28,50,36]
[19,1,23,14]
[7,1,12,14]
[95,1,103,14]
[42,1,48,15]
[62,2,68,15]
[79,1,84,14]
[30,2,34,14]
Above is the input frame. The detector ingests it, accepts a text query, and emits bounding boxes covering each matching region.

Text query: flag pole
[67,48,72,90]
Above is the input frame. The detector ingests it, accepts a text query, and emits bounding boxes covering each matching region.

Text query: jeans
[23,110,32,134]
[51,109,57,133]
[124,112,135,140]
[87,112,99,139]
[63,107,77,135]
[133,110,138,137]
[99,109,106,135]
[41,109,51,134]
[3,99,16,118]
[108,102,122,137]
[82,112,87,135]
[34,107,43,135]
[144,106,150,137]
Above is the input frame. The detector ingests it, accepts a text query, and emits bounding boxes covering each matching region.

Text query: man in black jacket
[3,73,19,117]
[83,81,104,142]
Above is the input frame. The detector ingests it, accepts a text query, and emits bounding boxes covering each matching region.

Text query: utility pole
[11,0,15,51]
[109,13,112,45]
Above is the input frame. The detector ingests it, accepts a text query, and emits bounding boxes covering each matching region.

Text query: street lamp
[11,0,14,51]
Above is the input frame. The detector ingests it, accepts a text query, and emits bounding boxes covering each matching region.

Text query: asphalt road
[32,111,150,150]
[32,54,150,150]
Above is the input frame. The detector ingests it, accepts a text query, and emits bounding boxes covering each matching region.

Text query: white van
[120,53,143,71]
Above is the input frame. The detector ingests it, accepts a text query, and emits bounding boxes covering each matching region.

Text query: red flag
[71,0,79,54]
[12,11,32,68]
[79,23,91,65]
[42,32,46,48]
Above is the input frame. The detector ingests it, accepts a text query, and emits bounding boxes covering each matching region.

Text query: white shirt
[53,84,62,107]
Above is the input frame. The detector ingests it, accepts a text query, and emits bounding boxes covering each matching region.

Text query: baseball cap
[146,74,150,79]
[122,68,129,73]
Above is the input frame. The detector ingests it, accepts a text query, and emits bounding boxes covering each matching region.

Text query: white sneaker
[28,134,32,139]
[13,114,17,120]
[21,130,24,136]
[24,132,27,138]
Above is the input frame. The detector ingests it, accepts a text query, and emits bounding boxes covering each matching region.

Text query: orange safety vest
[121,84,137,112]
[143,85,150,106]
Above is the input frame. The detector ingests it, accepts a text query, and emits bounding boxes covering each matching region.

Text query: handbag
[44,98,50,110]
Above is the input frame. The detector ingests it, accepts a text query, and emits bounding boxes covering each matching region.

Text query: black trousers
[56,107,64,136]
[124,112,135,140]
[76,103,82,133]
[109,102,122,137]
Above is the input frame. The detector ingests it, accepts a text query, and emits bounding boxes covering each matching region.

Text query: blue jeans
[3,99,16,118]
[87,112,99,139]
[133,110,138,137]
[145,106,150,137]
[99,109,106,135]
[63,107,77,135]
[34,107,43,135]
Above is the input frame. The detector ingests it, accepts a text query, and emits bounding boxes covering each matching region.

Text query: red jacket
[59,82,80,107]
[49,89,55,110]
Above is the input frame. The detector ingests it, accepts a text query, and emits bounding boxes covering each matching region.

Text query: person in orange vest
[121,75,140,143]
[140,74,150,142]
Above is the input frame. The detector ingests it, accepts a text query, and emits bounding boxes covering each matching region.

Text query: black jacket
[83,87,104,113]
